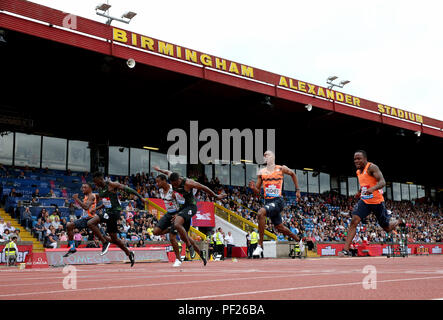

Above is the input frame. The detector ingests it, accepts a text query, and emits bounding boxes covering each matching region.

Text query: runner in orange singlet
[249,150,301,257]
[339,150,400,256]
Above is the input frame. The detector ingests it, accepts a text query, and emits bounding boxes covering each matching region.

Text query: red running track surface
[0,255,442,300]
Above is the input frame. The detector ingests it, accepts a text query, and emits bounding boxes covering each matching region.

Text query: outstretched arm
[282,165,301,200]
[153,166,172,177]
[108,181,147,204]
[185,179,226,200]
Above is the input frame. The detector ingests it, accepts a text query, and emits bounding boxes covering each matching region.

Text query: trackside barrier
[214,203,277,241]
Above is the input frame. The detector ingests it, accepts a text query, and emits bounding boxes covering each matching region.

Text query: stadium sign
[113,26,426,126]
[113,28,254,79]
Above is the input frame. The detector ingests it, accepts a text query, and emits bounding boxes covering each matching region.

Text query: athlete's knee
[258,208,267,217]
[153,227,161,236]
[350,216,360,227]
[86,219,95,228]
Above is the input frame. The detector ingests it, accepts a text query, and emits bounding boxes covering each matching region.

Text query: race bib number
[165,201,179,213]
[102,197,112,208]
[361,186,374,200]
[265,184,280,197]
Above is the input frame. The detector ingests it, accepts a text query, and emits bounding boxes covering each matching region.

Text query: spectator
[33,218,45,241]
[73,228,83,247]
[4,222,15,233]
[1,229,11,242]
[59,231,68,242]
[225,231,234,258]
[22,206,33,230]
[44,226,58,249]
[14,229,22,242]
[52,216,61,230]
[32,188,40,198]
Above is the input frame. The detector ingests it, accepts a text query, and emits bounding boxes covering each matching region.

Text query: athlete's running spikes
[63,248,77,258]
[252,245,263,256]
[173,259,182,267]
[100,241,111,256]
[338,249,351,257]
[129,251,135,267]
[188,245,196,259]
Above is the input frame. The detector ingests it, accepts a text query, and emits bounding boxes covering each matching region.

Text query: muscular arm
[153,166,173,177]
[73,193,96,211]
[248,172,263,195]
[366,164,386,193]
[109,181,147,203]
[185,179,225,199]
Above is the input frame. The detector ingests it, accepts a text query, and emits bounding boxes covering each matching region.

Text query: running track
[1,255,442,300]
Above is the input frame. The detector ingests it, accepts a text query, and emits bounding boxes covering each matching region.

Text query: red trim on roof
[0,0,442,138]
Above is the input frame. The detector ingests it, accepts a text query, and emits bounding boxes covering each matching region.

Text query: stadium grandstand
[0,0,442,302]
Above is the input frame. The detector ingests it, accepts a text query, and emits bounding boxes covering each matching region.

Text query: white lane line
[178,276,443,300]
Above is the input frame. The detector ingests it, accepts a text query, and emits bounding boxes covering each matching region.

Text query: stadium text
[167,121,275,164]
[113,28,254,79]
[377,104,423,123]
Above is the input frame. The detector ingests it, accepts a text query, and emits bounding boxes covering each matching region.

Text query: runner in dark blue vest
[154,166,226,264]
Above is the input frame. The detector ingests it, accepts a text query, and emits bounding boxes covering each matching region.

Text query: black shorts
[156,212,176,231]
[98,210,120,234]
[352,200,391,228]
[263,197,284,226]
[176,205,197,232]
[74,216,92,230]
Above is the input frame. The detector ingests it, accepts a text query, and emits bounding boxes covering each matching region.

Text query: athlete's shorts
[98,210,120,234]
[156,212,177,231]
[73,216,92,230]
[352,200,390,228]
[263,197,285,226]
[176,204,197,232]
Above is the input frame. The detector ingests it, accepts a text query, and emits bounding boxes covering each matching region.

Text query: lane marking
[178,276,443,300]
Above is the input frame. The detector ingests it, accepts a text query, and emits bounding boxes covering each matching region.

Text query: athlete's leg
[169,232,182,261]
[173,216,203,259]
[109,232,131,256]
[257,207,267,248]
[87,215,110,244]
[274,223,300,242]
[343,215,361,251]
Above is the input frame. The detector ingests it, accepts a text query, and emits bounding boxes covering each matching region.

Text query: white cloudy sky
[30,0,443,121]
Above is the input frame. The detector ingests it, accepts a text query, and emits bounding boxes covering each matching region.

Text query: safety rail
[146,199,206,241]
[213,203,277,240]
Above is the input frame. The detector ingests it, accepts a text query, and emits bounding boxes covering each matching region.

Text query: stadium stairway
[0,208,45,253]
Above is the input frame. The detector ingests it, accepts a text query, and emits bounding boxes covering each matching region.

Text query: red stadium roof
[0,0,442,138]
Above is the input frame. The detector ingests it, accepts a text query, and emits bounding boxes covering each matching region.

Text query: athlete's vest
[261,165,284,199]
[172,178,197,207]
[357,162,384,204]
[83,194,97,218]
[159,184,180,213]
[99,181,122,211]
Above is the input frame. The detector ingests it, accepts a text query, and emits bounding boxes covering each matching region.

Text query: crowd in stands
[1,163,442,249]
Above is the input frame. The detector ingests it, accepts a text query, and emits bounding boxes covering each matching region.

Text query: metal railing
[214,203,277,240]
